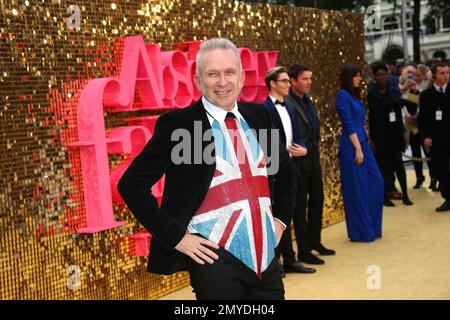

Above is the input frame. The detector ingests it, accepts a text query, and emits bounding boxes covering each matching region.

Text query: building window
[424,16,438,34]
[383,15,400,30]
[405,13,412,28]
[442,9,450,30]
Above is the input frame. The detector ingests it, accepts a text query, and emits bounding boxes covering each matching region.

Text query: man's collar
[269,95,277,104]
[434,82,448,93]
[269,95,285,105]
[289,89,309,103]
[202,96,241,123]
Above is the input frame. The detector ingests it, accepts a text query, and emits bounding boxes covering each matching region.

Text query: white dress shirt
[269,95,293,152]
[434,83,448,93]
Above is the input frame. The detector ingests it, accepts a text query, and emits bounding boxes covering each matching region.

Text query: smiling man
[118,38,296,299]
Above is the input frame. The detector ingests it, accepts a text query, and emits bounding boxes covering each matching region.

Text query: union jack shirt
[187,97,277,278]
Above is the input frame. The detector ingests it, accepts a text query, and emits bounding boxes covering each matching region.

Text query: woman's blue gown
[335,89,384,242]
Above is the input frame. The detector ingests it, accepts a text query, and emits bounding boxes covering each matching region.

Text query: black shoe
[298,252,325,265]
[386,191,403,200]
[429,179,438,191]
[311,243,336,256]
[384,198,395,207]
[413,176,425,189]
[284,261,316,274]
[402,196,413,206]
[436,201,450,212]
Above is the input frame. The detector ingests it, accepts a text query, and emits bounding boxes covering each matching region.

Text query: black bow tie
[275,100,286,106]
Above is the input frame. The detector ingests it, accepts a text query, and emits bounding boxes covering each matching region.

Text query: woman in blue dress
[335,64,384,242]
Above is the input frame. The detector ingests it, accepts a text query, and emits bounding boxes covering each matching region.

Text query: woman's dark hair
[339,64,362,99]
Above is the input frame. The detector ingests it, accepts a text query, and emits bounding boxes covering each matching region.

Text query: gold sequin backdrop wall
[0,0,364,299]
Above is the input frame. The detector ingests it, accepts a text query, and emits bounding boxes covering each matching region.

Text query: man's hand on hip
[175,233,220,265]
[274,219,286,246]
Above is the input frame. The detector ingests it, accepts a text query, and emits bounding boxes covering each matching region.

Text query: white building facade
[364,0,450,63]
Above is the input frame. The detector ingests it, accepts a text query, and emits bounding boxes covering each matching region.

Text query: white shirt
[202,96,243,125]
[269,95,293,152]
[433,83,448,93]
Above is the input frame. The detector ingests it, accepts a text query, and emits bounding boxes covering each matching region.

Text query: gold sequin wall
[0,0,364,299]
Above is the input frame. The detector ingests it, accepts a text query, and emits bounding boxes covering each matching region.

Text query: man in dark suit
[285,64,335,265]
[418,61,450,212]
[262,66,316,276]
[118,38,296,299]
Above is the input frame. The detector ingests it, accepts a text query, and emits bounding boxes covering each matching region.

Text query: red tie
[224,112,265,278]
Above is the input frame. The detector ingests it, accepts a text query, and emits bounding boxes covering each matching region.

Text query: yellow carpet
[160,170,450,300]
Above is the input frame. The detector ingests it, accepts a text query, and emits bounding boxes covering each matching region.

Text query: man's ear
[269,80,276,90]
[194,74,203,92]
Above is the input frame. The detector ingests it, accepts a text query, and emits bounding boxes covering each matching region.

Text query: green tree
[426,0,450,18]
[423,0,450,33]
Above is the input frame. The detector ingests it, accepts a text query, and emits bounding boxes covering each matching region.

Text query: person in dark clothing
[418,61,450,212]
[368,62,413,207]
[263,66,316,276]
[285,64,336,265]
[386,62,402,98]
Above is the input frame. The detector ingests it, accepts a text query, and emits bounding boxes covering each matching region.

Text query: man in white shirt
[262,66,315,275]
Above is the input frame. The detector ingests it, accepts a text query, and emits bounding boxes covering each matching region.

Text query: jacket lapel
[285,102,301,145]
[262,98,287,145]
[264,98,283,128]
[191,99,216,195]
[287,92,310,126]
